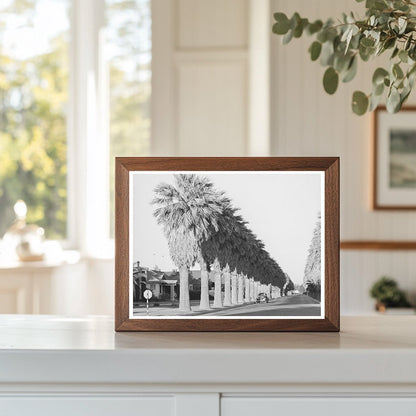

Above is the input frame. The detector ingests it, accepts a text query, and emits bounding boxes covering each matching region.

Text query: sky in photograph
[132,172,322,285]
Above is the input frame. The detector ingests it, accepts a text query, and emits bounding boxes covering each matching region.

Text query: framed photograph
[374,106,416,209]
[115,157,339,332]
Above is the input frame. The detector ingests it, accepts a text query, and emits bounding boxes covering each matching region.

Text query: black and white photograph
[129,171,324,319]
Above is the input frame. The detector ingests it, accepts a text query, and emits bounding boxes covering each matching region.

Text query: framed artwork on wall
[115,157,339,332]
[374,106,416,210]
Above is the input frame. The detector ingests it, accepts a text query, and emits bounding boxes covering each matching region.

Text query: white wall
[152,0,252,156]
[52,0,416,316]
[271,0,416,313]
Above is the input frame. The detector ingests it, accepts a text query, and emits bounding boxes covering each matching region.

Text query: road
[133,294,321,317]
[201,294,321,316]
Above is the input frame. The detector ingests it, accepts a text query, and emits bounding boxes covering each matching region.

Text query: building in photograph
[133,261,178,302]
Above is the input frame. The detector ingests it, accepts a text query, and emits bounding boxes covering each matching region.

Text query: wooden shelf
[341,241,416,250]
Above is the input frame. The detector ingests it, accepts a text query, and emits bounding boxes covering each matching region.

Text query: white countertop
[0,315,415,387]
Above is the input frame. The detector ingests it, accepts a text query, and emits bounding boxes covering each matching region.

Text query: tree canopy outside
[0,0,151,239]
[0,0,70,238]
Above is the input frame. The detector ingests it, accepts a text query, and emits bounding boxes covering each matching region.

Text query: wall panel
[177,61,247,156]
[271,0,416,314]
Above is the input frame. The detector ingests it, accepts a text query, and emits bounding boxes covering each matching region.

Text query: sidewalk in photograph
[132,294,320,317]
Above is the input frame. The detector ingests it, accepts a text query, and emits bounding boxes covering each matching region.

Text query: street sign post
[143,289,152,316]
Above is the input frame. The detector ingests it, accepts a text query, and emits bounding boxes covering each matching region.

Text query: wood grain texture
[115,157,340,332]
[341,241,416,250]
[373,106,416,210]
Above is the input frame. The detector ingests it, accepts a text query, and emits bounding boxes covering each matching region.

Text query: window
[0,0,70,239]
[106,0,151,237]
[0,0,151,251]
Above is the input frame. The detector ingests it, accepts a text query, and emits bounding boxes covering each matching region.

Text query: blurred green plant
[272,0,416,115]
[0,2,69,238]
[369,276,411,307]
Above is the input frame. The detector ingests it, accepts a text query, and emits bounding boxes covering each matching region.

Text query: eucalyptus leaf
[372,67,389,86]
[282,29,293,44]
[399,49,408,63]
[369,92,383,111]
[342,56,358,82]
[383,37,396,50]
[387,87,401,112]
[309,41,322,61]
[352,91,369,115]
[393,63,404,79]
[320,41,335,66]
[323,67,339,94]
[391,47,399,59]
[273,13,290,34]
[398,17,407,34]
[366,0,388,11]
[307,20,323,35]
[373,82,385,96]
[405,34,413,50]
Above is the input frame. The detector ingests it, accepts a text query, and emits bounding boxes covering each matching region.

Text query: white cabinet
[222,398,416,416]
[1,316,416,416]
[1,397,175,416]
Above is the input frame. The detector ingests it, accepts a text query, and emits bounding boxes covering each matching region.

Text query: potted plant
[369,276,413,312]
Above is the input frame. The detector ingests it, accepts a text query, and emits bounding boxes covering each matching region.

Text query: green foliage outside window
[0,1,69,238]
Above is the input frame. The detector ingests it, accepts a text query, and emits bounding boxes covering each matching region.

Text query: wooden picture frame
[373,106,416,210]
[115,157,339,332]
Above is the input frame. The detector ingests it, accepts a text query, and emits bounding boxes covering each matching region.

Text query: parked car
[256,293,269,303]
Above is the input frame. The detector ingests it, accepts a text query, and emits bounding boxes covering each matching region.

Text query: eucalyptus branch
[272,0,416,114]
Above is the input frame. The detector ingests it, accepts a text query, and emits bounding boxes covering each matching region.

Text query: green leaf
[366,0,388,10]
[398,17,407,34]
[405,34,413,51]
[387,87,401,113]
[374,82,385,96]
[372,68,389,86]
[369,92,383,111]
[352,91,369,115]
[273,13,290,35]
[399,50,408,63]
[400,88,411,106]
[282,29,293,44]
[342,56,357,83]
[307,20,323,35]
[320,40,335,66]
[309,41,322,61]
[360,37,375,48]
[393,63,404,79]
[323,67,339,95]
[334,52,350,72]
[293,18,308,38]
[383,37,396,50]
[317,30,328,43]
[391,47,399,59]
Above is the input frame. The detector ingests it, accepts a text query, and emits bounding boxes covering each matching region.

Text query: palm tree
[152,174,226,312]
[223,263,231,306]
[212,258,222,308]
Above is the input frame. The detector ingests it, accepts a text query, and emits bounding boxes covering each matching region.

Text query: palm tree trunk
[198,255,210,310]
[237,274,244,304]
[244,277,250,303]
[231,270,238,305]
[223,268,231,306]
[179,266,191,312]
[213,260,223,308]
[250,278,255,301]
